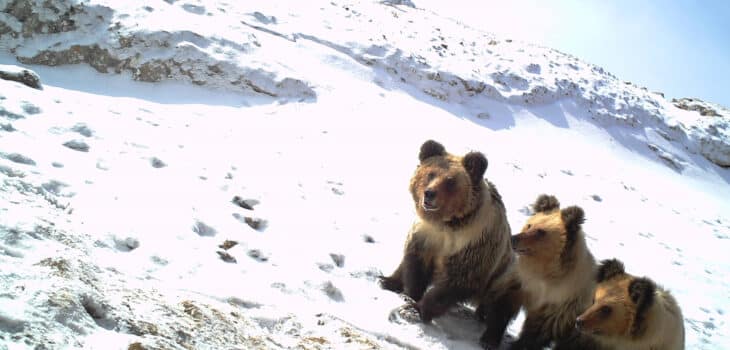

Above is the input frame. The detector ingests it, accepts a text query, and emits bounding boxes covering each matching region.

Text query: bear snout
[424,189,437,201]
[422,189,439,211]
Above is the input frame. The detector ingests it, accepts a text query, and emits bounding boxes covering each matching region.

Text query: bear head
[576,259,656,339]
[409,140,487,224]
[511,194,585,267]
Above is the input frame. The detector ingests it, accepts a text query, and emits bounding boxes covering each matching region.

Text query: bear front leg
[509,313,552,350]
[478,288,522,349]
[380,252,432,301]
[379,263,404,294]
[417,281,472,323]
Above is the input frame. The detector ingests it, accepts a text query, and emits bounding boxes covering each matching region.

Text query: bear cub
[576,259,685,350]
[510,194,601,350]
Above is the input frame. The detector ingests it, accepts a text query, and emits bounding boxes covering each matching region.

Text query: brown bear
[379,140,521,349]
[576,259,685,350]
[509,194,601,350]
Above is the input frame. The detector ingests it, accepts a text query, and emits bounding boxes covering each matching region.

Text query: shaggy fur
[509,195,601,350]
[577,259,685,350]
[380,140,520,349]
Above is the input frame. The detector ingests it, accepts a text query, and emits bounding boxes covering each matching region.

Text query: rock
[232,213,266,231]
[672,97,722,117]
[219,240,238,250]
[363,234,375,243]
[0,64,42,89]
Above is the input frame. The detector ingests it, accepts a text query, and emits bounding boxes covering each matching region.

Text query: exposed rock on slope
[0,64,41,89]
[0,0,315,99]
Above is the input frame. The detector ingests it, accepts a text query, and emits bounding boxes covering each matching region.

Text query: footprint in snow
[63,139,90,152]
[321,281,344,302]
[20,101,40,115]
[181,3,205,15]
[2,152,35,166]
[247,249,268,262]
[71,123,93,137]
[192,221,217,237]
[232,196,258,210]
[329,253,345,268]
[150,157,166,168]
[113,236,140,252]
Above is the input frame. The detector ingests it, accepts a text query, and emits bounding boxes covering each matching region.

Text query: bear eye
[427,172,437,181]
[599,305,612,317]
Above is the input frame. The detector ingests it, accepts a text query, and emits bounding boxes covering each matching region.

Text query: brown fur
[510,195,601,350]
[380,140,520,349]
[577,259,685,350]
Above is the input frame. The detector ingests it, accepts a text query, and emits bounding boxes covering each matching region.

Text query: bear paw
[378,275,404,293]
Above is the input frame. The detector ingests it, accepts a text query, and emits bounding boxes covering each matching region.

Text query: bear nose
[424,189,437,201]
[575,318,584,330]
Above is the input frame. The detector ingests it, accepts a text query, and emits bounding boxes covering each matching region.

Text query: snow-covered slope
[1,1,728,349]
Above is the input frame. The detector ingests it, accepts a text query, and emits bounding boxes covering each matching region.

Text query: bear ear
[532,194,560,213]
[419,140,446,162]
[462,151,488,183]
[597,259,625,282]
[561,205,585,235]
[628,277,656,306]
[628,277,656,336]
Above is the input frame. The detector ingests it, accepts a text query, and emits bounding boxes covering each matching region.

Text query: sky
[416,0,730,108]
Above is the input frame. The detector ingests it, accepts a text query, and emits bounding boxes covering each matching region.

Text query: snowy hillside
[1,1,728,349]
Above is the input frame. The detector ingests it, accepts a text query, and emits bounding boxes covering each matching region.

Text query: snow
[1,0,729,349]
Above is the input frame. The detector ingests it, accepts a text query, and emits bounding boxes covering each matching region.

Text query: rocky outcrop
[0,0,315,99]
[673,97,724,117]
[0,64,42,89]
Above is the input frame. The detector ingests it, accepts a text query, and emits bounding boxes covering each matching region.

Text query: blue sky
[417,0,730,108]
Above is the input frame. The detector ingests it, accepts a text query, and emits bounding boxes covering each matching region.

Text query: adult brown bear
[380,140,520,349]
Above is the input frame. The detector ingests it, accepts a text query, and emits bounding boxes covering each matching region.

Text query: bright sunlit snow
[1,1,728,349]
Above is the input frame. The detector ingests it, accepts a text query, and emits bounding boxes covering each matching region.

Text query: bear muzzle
[510,234,531,255]
[422,189,439,211]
